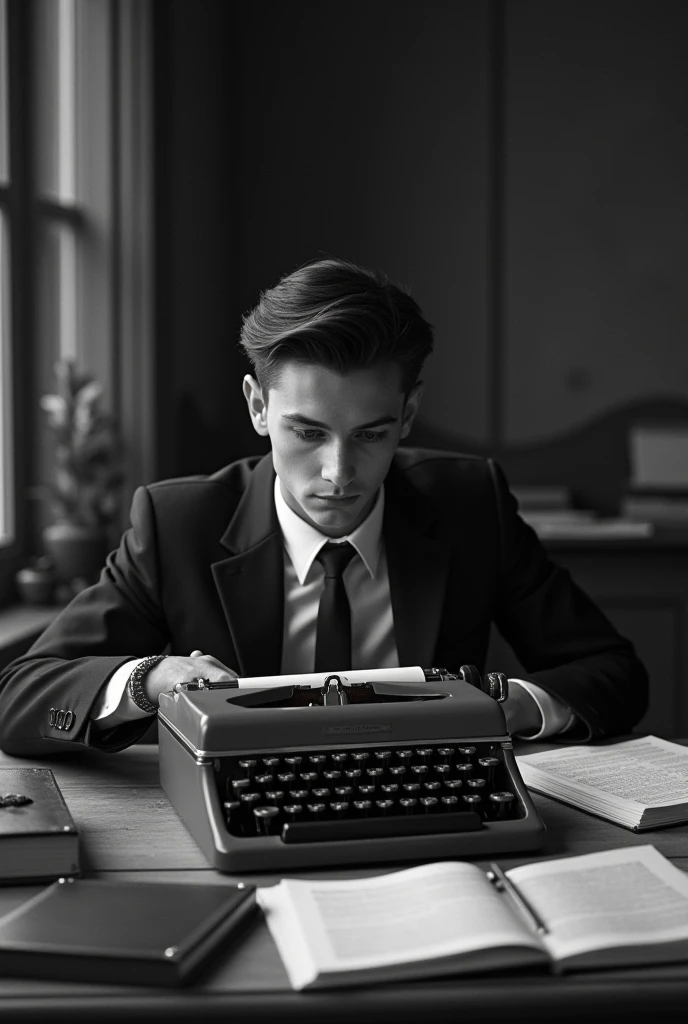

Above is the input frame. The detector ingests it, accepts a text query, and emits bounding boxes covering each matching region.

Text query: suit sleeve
[0,487,171,756]
[489,460,649,740]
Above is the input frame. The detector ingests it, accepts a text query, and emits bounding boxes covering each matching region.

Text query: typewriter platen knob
[458,665,509,703]
[485,672,509,703]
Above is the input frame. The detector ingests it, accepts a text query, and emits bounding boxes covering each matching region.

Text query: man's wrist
[127,656,166,714]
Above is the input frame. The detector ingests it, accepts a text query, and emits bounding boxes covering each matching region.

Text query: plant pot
[42,522,108,585]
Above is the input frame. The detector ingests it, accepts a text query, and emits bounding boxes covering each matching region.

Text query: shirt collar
[273,477,384,584]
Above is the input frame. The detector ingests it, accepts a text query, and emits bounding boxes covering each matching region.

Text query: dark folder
[0,877,257,986]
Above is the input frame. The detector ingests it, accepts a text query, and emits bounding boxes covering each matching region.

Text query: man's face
[243,361,422,537]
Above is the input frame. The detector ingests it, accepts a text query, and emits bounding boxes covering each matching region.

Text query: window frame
[0,0,32,605]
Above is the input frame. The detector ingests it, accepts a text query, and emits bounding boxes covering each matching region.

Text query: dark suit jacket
[0,448,648,755]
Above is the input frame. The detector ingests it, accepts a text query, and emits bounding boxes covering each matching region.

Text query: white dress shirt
[92,479,575,739]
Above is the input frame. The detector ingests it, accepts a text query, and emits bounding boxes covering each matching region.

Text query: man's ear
[400,380,424,439]
[242,375,270,437]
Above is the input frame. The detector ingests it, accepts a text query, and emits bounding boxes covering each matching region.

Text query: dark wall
[153,0,688,508]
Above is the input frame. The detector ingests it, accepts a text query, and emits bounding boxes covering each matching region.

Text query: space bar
[280,811,482,844]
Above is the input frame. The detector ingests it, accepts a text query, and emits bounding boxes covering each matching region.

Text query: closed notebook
[0,877,257,986]
[0,768,79,882]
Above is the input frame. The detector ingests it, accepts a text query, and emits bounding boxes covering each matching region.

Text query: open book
[517,736,688,830]
[257,846,688,989]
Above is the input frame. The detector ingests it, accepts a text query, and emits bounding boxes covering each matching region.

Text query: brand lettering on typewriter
[323,724,393,735]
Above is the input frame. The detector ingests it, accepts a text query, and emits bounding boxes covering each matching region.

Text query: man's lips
[312,494,360,506]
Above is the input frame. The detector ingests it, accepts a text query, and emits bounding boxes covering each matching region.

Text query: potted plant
[39,360,124,587]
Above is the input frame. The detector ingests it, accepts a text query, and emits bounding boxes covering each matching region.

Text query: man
[0,259,647,756]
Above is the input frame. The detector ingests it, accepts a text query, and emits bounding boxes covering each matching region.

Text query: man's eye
[357,431,387,443]
[293,429,324,442]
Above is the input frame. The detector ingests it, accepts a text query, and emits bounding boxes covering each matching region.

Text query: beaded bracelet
[127,655,166,715]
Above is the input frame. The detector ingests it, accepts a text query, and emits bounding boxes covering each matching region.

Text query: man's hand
[142,650,238,706]
[502,683,543,738]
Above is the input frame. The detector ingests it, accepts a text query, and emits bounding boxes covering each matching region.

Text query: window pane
[34,0,77,202]
[0,211,13,545]
[0,0,8,185]
[37,218,77,366]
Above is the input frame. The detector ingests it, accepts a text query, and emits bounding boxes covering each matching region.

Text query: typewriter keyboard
[216,741,523,844]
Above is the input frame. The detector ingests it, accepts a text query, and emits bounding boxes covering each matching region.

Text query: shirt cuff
[91,658,152,725]
[509,678,577,740]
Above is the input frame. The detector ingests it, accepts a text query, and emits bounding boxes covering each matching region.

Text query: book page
[507,846,688,962]
[517,736,688,808]
[258,861,543,987]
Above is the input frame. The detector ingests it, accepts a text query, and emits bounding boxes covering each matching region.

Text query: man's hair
[239,257,434,393]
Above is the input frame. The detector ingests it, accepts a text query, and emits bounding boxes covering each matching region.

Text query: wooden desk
[2,744,688,1023]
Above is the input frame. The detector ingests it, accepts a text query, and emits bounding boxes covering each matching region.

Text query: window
[0,0,154,606]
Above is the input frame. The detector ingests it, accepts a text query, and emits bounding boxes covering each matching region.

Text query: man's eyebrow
[282,414,399,430]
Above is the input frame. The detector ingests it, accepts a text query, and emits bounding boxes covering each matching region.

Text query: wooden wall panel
[503,0,688,445]
[234,0,491,446]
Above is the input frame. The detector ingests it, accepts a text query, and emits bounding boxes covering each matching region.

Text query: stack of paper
[517,736,688,831]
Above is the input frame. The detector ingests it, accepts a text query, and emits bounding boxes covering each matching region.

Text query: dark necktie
[314,541,357,672]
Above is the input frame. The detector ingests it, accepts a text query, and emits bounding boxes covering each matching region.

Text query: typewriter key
[352,752,370,764]
[277,772,296,786]
[366,767,384,779]
[331,752,348,764]
[262,757,280,772]
[265,790,285,804]
[323,770,342,782]
[458,746,476,761]
[253,806,280,835]
[374,750,392,765]
[231,778,251,795]
[456,763,473,781]
[345,768,362,780]
[307,802,326,817]
[331,801,349,819]
[284,756,303,768]
[411,764,429,778]
[223,799,241,822]
[381,783,399,795]
[467,778,486,791]
[240,792,261,808]
[434,764,451,778]
[402,782,421,794]
[312,787,330,800]
[238,759,257,778]
[397,750,413,764]
[375,799,394,815]
[309,754,327,771]
[440,795,459,810]
[389,765,407,778]
[353,799,372,815]
[420,796,438,812]
[437,747,455,763]
[358,785,376,798]
[444,779,463,792]
[423,781,441,793]
[289,789,309,802]
[399,797,418,813]
[334,785,354,798]
[489,791,515,819]
[255,774,273,788]
[284,804,303,822]
[478,757,500,786]
[462,794,482,810]
[416,748,434,763]
[299,771,318,788]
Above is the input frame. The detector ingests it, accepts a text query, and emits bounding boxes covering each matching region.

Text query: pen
[487,862,549,936]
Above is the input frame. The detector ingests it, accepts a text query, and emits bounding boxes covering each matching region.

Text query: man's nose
[321,443,355,490]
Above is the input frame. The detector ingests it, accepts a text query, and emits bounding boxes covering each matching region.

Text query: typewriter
[158,665,545,872]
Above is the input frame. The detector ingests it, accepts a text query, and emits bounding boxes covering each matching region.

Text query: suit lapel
[383,463,451,669]
[211,454,284,676]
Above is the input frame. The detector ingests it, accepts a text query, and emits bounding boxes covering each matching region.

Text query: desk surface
[1,743,688,1023]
